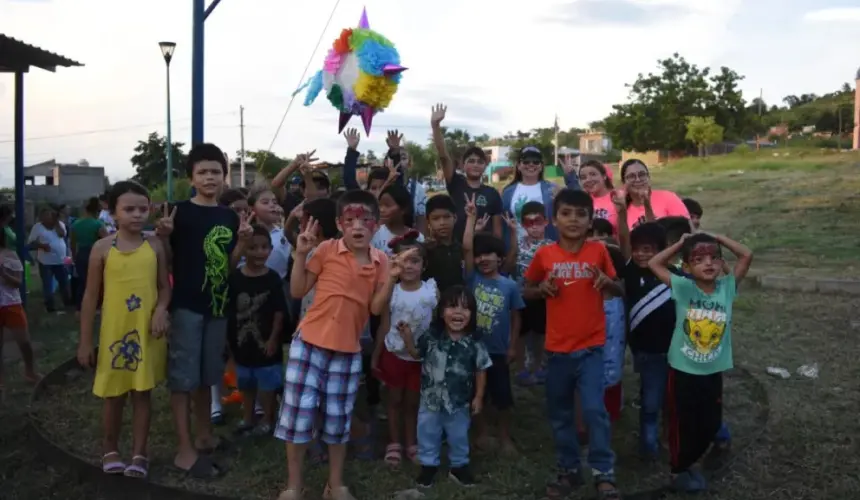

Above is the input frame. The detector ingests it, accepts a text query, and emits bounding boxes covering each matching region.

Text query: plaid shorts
[274,334,362,444]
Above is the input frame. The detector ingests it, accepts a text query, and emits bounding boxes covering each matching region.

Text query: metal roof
[0,34,83,72]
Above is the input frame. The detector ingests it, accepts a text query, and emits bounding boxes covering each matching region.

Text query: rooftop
[0,34,83,72]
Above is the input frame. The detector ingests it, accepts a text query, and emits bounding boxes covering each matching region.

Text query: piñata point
[293,7,406,136]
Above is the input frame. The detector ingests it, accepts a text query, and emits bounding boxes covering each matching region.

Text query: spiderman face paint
[339,203,377,249]
[687,242,722,280]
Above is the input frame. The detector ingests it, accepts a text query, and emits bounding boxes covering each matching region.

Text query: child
[0,227,41,393]
[514,201,553,385]
[463,196,523,453]
[248,187,292,280]
[155,143,252,478]
[399,285,492,488]
[371,183,424,255]
[220,188,250,216]
[276,189,395,500]
[524,188,623,500]
[648,232,752,492]
[27,206,71,313]
[227,224,286,436]
[77,181,171,479]
[590,218,615,240]
[422,194,465,294]
[682,198,703,230]
[371,231,438,466]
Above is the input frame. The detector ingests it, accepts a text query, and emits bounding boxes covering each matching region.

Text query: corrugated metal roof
[0,34,83,72]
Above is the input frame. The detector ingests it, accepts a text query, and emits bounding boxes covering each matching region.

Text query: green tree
[243,150,290,179]
[404,141,438,179]
[685,116,724,157]
[150,177,193,203]
[130,132,187,189]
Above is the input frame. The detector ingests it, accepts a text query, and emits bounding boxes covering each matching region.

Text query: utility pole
[239,105,246,187]
[756,88,763,151]
[553,114,559,165]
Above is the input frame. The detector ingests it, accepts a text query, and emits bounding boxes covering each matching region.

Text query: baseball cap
[290,175,302,185]
[518,146,543,161]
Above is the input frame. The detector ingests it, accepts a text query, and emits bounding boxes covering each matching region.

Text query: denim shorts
[167,308,227,392]
[236,364,283,392]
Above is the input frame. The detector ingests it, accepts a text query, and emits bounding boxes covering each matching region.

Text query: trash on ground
[766,367,790,379]
[797,363,819,379]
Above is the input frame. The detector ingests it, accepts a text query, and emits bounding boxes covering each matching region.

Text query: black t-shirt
[169,200,239,317]
[227,269,287,367]
[622,261,681,354]
[423,240,465,294]
[445,173,502,241]
[282,191,303,216]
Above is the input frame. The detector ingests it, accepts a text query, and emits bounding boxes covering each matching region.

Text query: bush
[733,143,751,156]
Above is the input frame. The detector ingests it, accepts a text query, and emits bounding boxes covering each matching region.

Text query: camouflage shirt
[417,329,493,413]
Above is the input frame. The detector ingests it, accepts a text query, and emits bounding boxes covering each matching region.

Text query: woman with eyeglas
[616,159,689,230]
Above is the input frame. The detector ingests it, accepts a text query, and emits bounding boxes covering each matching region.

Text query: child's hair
[590,218,614,237]
[336,189,380,219]
[247,186,275,207]
[329,187,347,200]
[219,188,247,207]
[656,216,692,246]
[388,229,426,259]
[605,243,626,276]
[629,222,668,251]
[186,143,227,178]
[432,285,478,334]
[681,232,721,263]
[304,197,339,239]
[683,198,703,218]
[365,167,389,189]
[580,160,614,189]
[84,196,100,216]
[250,224,272,244]
[426,194,456,216]
[461,146,488,165]
[472,232,505,259]
[238,187,251,197]
[521,200,545,219]
[553,188,594,218]
[108,181,150,213]
[380,183,414,228]
[300,171,332,192]
[98,193,108,203]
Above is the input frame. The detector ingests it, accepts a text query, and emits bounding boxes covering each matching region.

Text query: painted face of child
[252,190,280,225]
[113,192,150,233]
[337,204,377,249]
[522,213,547,241]
[246,234,272,267]
[684,242,722,281]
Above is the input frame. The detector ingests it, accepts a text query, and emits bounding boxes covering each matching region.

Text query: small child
[590,218,615,240]
[422,194,465,294]
[220,188,250,216]
[682,198,703,230]
[371,183,424,255]
[524,189,623,500]
[227,224,287,436]
[648,232,752,492]
[513,201,553,386]
[372,231,438,467]
[463,196,524,453]
[248,187,292,280]
[77,181,171,479]
[0,227,41,392]
[400,285,492,488]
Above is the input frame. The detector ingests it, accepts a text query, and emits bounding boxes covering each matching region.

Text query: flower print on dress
[125,294,142,312]
[110,330,143,372]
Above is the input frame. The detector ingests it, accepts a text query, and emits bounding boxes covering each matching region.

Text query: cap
[290,175,302,185]
[518,145,543,160]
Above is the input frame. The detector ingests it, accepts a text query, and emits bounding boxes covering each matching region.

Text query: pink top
[625,190,690,229]
[592,193,618,230]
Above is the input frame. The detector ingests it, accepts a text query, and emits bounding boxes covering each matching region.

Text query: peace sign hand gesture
[389,247,419,278]
[296,216,319,256]
[474,213,491,232]
[386,129,404,150]
[344,128,360,150]
[155,203,178,237]
[238,212,255,242]
[294,149,319,166]
[592,266,613,291]
[384,158,400,182]
[430,103,447,126]
[501,211,518,230]
[464,193,477,219]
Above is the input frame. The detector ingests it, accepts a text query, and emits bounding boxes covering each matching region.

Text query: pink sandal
[406,445,419,464]
[384,443,402,467]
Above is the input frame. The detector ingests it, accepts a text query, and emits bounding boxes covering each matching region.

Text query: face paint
[690,242,721,261]
[522,214,546,229]
[341,204,376,230]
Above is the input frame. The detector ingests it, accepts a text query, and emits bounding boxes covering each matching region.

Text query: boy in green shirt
[647,232,752,493]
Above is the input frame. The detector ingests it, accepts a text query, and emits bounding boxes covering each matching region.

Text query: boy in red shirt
[525,189,623,500]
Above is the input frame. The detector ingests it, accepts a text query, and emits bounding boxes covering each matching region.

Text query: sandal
[123,455,149,479]
[384,443,402,467]
[210,410,224,426]
[173,455,227,480]
[405,444,419,464]
[102,451,126,475]
[595,476,622,500]
[545,469,584,499]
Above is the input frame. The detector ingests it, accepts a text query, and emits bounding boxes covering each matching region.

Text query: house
[579,130,612,155]
[481,145,511,163]
[23,159,107,205]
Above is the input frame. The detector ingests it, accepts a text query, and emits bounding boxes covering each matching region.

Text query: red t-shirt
[524,241,617,353]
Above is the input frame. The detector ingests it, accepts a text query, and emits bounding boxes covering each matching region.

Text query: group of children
[48,103,754,500]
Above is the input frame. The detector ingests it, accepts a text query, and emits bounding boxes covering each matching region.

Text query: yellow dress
[93,239,166,398]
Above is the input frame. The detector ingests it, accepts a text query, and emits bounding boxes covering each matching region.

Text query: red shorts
[375,347,421,392]
[604,382,623,422]
[0,304,27,330]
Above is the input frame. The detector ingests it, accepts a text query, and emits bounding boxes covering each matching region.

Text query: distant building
[24,159,107,205]
[579,130,612,155]
[481,145,511,163]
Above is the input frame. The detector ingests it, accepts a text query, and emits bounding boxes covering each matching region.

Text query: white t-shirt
[371,225,425,257]
[27,222,67,265]
[509,182,544,239]
[384,279,438,360]
[0,251,23,306]
[98,210,116,234]
[412,181,427,217]
[266,227,292,279]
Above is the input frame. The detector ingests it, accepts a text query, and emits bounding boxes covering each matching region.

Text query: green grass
[4,286,860,500]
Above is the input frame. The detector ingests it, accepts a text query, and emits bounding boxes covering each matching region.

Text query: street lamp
[159,41,176,202]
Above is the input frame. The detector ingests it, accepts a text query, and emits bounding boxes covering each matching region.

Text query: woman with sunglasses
[618,159,689,229]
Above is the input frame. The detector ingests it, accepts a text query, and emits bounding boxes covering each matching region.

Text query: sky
[0,0,859,186]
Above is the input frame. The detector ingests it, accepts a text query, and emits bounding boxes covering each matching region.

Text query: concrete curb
[747,275,860,296]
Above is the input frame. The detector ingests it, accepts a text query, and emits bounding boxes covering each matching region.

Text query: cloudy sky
[0,0,858,185]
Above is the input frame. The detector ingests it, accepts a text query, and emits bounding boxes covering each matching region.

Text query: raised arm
[713,234,753,285]
[430,104,454,184]
[647,236,687,286]
[342,128,361,190]
[272,150,318,198]
[290,218,320,298]
[230,212,253,269]
[461,194,478,277]
[613,192,631,260]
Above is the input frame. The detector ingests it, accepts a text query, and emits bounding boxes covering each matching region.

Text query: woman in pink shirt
[578,160,619,229]
[619,159,689,229]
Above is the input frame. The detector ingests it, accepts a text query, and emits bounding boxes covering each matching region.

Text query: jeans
[38,263,70,312]
[634,351,669,455]
[545,347,615,478]
[417,405,470,467]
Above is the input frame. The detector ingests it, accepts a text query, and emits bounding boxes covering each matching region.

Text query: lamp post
[159,41,176,202]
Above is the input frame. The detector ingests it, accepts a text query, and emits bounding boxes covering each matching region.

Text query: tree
[685,116,724,157]
[130,132,187,189]
[404,141,438,179]
[242,150,290,179]
[150,177,193,203]
[360,149,380,165]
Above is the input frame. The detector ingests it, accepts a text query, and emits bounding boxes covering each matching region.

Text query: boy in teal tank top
[647,231,753,494]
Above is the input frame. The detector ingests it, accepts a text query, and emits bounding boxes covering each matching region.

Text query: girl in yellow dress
[77,181,171,480]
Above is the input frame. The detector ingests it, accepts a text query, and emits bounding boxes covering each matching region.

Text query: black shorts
[484,355,514,410]
[521,299,546,335]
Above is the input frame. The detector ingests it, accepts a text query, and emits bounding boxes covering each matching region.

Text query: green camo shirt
[417,329,492,413]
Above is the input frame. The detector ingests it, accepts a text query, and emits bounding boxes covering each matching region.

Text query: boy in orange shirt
[275,190,394,500]
[524,189,623,500]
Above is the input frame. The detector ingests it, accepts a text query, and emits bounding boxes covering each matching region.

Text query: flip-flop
[123,455,149,479]
[102,452,126,475]
[174,455,227,480]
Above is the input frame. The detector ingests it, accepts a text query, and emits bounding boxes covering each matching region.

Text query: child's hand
[295,217,319,256]
[464,193,477,219]
[501,211,518,230]
[155,203,178,237]
[610,190,626,212]
[384,158,400,182]
[538,274,558,298]
[265,338,278,358]
[474,213,490,232]
[344,128,360,150]
[371,348,382,373]
[386,129,404,150]
[471,396,483,415]
[592,267,613,291]
[237,212,255,242]
[293,149,319,167]
[150,308,170,338]
[506,345,517,364]
[430,103,447,126]
[288,202,304,223]
[76,342,95,369]
[396,321,413,340]
[389,247,417,279]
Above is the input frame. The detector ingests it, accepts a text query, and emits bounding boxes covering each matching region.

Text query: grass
[4,286,860,499]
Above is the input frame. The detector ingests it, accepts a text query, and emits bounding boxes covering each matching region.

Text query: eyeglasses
[624,172,650,182]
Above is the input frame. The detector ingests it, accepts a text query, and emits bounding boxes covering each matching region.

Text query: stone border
[26,357,770,500]
[747,274,860,296]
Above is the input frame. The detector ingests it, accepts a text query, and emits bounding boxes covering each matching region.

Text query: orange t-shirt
[524,241,617,353]
[298,239,388,353]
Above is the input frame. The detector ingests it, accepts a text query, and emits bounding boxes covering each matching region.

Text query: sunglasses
[520,159,542,166]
